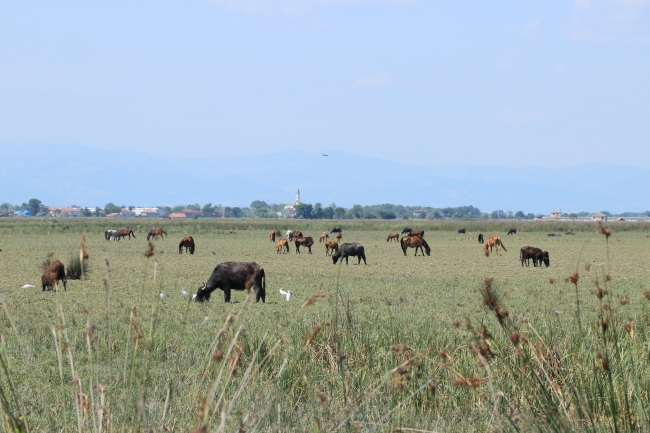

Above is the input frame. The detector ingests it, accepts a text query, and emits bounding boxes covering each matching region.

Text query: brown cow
[270,230,276,242]
[387,232,399,242]
[276,238,290,254]
[295,236,314,254]
[179,236,195,254]
[325,240,339,256]
[42,260,67,291]
[484,236,507,256]
[410,230,424,237]
[400,236,431,256]
[119,228,136,239]
[319,233,329,243]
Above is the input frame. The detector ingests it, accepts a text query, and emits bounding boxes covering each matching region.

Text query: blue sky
[1,0,648,167]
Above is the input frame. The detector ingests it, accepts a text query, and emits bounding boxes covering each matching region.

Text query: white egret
[279,289,291,301]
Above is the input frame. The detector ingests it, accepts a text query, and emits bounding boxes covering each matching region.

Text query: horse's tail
[499,238,507,252]
[261,268,266,291]
[400,237,407,255]
[131,230,136,238]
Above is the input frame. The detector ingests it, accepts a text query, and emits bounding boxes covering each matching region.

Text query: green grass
[0,220,648,431]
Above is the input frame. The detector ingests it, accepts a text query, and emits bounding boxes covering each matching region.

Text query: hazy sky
[1,0,648,167]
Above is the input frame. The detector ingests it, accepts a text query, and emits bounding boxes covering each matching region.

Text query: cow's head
[194,281,212,302]
[332,250,342,264]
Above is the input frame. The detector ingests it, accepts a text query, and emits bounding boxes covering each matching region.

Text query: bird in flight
[322,154,328,156]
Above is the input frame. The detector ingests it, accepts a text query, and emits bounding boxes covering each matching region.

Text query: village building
[591,212,607,221]
[59,207,81,217]
[168,213,187,219]
[550,209,562,218]
[279,189,300,218]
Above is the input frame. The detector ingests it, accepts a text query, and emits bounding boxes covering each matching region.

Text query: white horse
[286,230,293,240]
[105,229,121,241]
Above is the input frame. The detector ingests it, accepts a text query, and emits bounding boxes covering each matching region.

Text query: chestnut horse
[147,228,167,240]
[401,236,431,256]
[295,236,314,254]
[484,236,507,256]
[410,230,424,237]
[179,236,195,254]
[335,233,342,242]
[276,238,290,254]
[269,230,276,242]
[119,229,136,240]
[291,230,303,241]
[387,232,399,242]
[325,240,339,256]
[319,233,329,243]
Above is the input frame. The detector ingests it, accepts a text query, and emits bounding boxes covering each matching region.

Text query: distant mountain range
[1,144,648,214]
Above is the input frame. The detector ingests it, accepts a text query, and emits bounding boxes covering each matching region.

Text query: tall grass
[0,224,648,431]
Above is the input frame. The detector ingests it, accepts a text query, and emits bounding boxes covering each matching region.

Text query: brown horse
[325,240,339,256]
[295,236,314,254]
[336,233,342,242]
[387,232,399,242]
[410,230,424,237]
[269,230,276,242]
[401,236,431,256]
[119,229,136,239]
[319,233,329,243]
[42,260,67,292]
[291,230,303,241]
[276,238,290,254]
[147,228,167,240]
[179,236,195,254]
[484,236,507,256]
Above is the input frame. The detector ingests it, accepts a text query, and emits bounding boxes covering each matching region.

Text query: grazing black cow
[507,228,517,235]
[478,233,484,244]
[330,227,343,233]
[332,243,367,265]
[520,246,550,267]
[458,228,466,234]
[194,262,266,303]
[548,233,561,237]
[565,232,576,235]
[401,227,413,234]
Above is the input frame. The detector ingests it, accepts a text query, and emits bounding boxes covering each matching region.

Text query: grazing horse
[458,228,466,234]
[269,230,276,242]
[410,230,424,237]
[178,236,195,254]
[484,236,507,256]
[276,238,290,254]
[507,228,517,235]
[335,233,342,242]
[400,236,431,257]
[291,230,303,241]
[295,236,314,254]
[325,240,338,256]
[387,232,399,242]
[319,233,329,243]
[147,228,167,240]
[478,233,484,244]
[105,230,120,241]
[119,229,136,239]
[42,260,67,292]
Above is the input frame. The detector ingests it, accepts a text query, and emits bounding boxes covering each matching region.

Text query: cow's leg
[223,287,231,303]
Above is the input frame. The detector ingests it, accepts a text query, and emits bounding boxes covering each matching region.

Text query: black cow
[195,262,266,303]
[565,232,576,235]
[330,227,343,233]
[548,233,561,237]
[507,228,517,235]
[478,233,484,244]
[332,243,367,265]
[458,228,466,234]
[401,227,413,234]
[520,246,550,267]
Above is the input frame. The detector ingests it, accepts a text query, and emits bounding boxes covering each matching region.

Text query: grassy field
[0,219,649,432]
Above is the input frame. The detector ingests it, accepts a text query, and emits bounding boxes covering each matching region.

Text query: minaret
[295,188,301,205]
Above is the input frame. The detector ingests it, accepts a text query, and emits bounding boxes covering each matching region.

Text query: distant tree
[231,207,243,218]
[364,211,377,219]
[601,211,611,216]
[82,207,92,217]
[334,207,346,220]
[295,203,314,219]
[351,204,364,219]
[312,203,324,219]
[202,203,214,217]
[433,211,442,219]
[250,200,269,216]
[569,213,577,219]
[441,207,454,218]
[27,198,42,216]
[506,211,513,219]
[104,203,121,214]
[646,211,650,217]
[128,206,135,210]
[491,210,505,219]
[0,203,14,213]
[322,206,334,219]
[377,210,396,219]
[223,207,233,218]
[526,213,535,220]
[515,211,525,219]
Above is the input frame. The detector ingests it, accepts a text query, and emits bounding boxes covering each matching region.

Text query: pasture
[0,220,649,432]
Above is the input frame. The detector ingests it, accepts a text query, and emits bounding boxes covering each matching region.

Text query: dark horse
[478,233,484,244]
[179,236,195,254]
[507,228,517,235]
[400,236,431,256]
[147,228,167,240]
